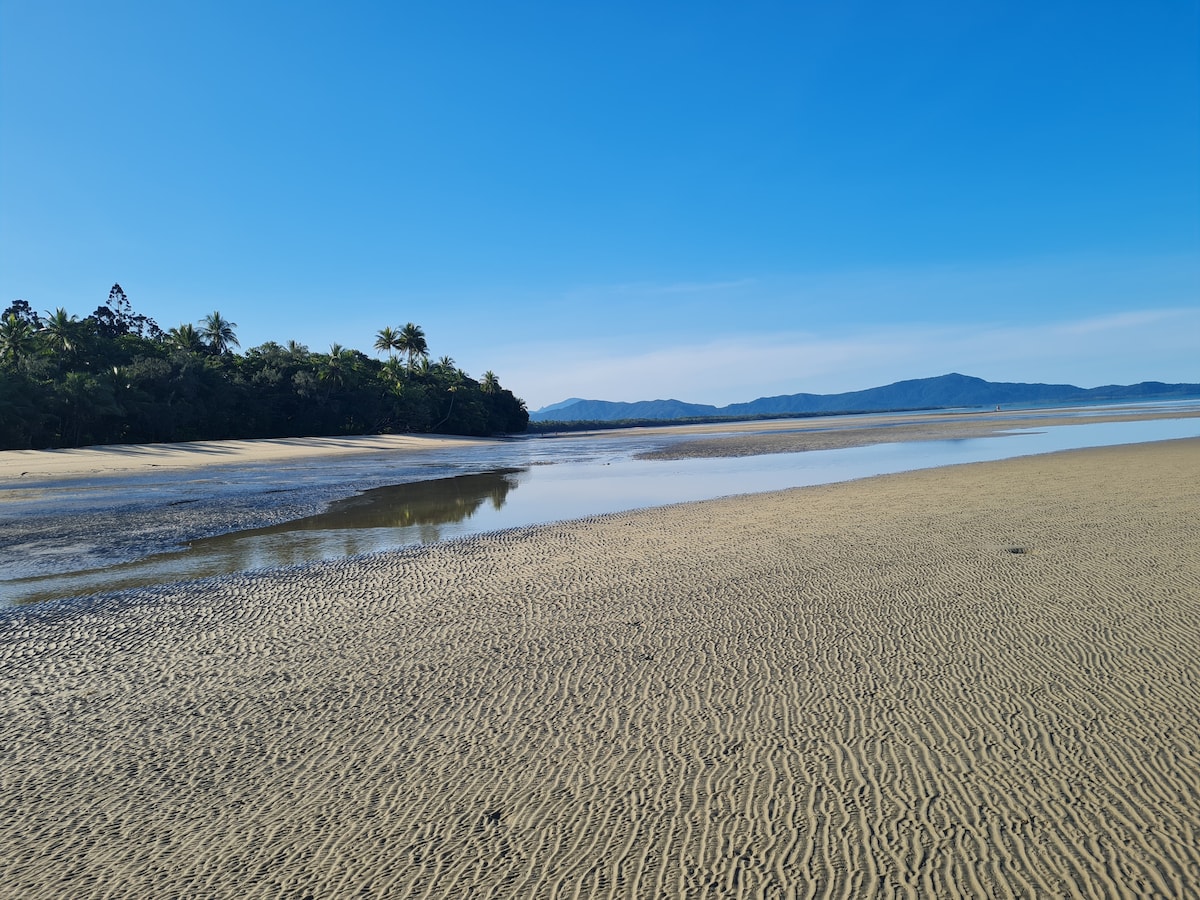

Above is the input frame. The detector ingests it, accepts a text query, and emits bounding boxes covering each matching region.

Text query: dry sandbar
[0,432,493,482]
[633,405,1200,458]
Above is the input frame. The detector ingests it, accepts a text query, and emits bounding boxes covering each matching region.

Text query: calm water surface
[3,412,1198,607]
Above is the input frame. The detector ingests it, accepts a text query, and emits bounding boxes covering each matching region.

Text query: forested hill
[530,373,1200,423]
[0,288,527,450]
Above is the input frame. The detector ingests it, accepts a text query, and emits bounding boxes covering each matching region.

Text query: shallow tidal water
[2,410,1199,608]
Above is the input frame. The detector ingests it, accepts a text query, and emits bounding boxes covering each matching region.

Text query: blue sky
[2,1,1197,410]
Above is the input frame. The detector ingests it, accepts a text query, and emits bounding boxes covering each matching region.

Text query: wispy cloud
[1055,309,1187,335]
[495,307,1200,409]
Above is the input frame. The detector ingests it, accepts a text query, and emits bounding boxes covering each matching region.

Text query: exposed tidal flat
[3,403,1199,606]
[1,410,1199,897]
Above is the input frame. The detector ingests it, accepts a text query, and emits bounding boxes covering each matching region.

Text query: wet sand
[634,406,1200,459]
[2,438,1198,898]
[0,434,507,583]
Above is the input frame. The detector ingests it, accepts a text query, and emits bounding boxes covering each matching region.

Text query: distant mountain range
[529,373,1200,423]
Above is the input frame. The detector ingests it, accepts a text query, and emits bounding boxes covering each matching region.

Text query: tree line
[0,285,528,450]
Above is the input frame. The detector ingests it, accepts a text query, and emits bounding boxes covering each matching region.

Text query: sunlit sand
[2,437,1198,897]
[0,432,490,481]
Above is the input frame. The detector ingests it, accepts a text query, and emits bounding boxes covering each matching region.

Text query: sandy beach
[1,436,1198,897]
[0,433,492,481]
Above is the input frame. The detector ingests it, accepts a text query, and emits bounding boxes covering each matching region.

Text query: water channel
[2,409,1198,608]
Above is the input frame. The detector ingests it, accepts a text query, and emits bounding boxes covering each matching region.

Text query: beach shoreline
[3,404,1197,482]
[3,405,1198,597]
[0,432,494,482]
[2,438,1198,898]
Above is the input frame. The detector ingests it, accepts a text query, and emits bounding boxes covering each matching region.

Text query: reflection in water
[2,469,523,607]
[5,412,1200,608]
[211,468,522,537]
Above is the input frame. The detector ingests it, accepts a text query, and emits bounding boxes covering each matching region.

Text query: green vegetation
[0,286,528,450]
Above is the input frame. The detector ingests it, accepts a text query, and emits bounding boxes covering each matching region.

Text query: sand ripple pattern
[2,439,1199,898]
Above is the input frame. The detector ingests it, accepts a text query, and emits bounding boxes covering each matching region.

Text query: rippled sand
[2,439,1198,898]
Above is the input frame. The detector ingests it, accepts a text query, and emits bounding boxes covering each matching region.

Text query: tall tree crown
[396,322,428,370]
[200,311,239,355]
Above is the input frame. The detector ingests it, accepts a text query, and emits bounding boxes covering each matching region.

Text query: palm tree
[380,356,405,385]
[373,326,400,360]
[167,323,204,353]
[0,313,35,367]
[480,370,500,394]
[41,308,81,356]
[285,339,309,361]
[199,311,239,355]
[320,344,351,389]
[396,322,428,370]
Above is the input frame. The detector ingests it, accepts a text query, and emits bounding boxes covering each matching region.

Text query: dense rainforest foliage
[0,286,528,450]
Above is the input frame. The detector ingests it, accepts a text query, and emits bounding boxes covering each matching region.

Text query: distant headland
[530,373,1200,424]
